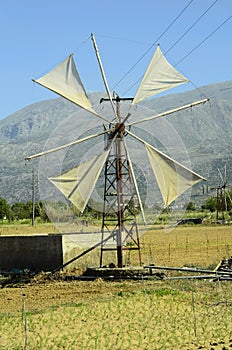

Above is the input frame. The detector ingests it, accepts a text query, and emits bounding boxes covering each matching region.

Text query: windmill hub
[115,122,125,136]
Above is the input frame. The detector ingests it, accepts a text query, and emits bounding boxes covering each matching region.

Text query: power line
[154,0,195,44]
[175,15,232,67]
[111,0,194,92]
[123,0,219,96]
[165,0,219,56]
[123,10,231,98]
[159,0,220,100]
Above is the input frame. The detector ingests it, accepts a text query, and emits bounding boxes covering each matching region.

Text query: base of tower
[76,266,164,281]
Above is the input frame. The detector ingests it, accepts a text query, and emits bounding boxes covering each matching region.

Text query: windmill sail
[49,151,109,213]
[145,144,205,207]
[132,46,189,105]
[33,54,95,114]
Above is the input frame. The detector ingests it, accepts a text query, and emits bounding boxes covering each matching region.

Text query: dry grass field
[1,223,232,349]
[0,223,57,236]
[138,224,232,268]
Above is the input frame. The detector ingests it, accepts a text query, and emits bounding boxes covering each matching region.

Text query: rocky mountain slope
[1,80,232,206]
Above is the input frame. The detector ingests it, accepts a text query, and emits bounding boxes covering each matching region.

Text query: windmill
[212,165,232,222]
[26,33,208,268]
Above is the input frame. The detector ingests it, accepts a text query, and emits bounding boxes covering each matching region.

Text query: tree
[38,201,50,222]
[201,197,217,212]
[11,201,33,220]
[186,202,196,211]
[0,198,11,221]
[11,202,26,220]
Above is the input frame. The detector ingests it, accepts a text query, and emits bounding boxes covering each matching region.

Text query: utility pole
[32,167,35,226]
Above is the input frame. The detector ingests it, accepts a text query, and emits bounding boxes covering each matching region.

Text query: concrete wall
[62,233,117,272]
[0,235,63,272]
[0,232,118,273]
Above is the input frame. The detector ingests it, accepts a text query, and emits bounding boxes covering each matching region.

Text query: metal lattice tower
[100,96,141,268]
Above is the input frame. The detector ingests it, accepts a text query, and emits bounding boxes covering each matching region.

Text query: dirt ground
[1,277,232,349]
[1,224,232,349]
[0,277,145,314]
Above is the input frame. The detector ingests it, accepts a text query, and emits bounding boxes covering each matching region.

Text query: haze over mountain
[1,80,232,206]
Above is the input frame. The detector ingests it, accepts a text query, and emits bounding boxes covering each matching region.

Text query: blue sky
[1,0,231,120]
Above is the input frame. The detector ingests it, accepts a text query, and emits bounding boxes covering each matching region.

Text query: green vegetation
[1,189,232,226]
[1,281,232,349]
[0,197,48,223]
[0,198,11,220]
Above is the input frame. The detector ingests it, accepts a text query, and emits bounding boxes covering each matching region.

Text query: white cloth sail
[33,54,95,114]
[132,46,189,105]
[145,144,205,207]
[49,151,108,213]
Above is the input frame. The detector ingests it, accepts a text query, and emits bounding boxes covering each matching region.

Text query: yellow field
[139,224,232,268]
[0,223,57,236]
[1,223,232,268]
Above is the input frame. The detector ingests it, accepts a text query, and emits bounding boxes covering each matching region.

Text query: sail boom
[25,130,109,161]
[124,144,146,225]
[91,33,117,118]
[128,98,209,127]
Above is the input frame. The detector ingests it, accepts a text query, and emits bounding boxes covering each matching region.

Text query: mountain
[1,81,232,205]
